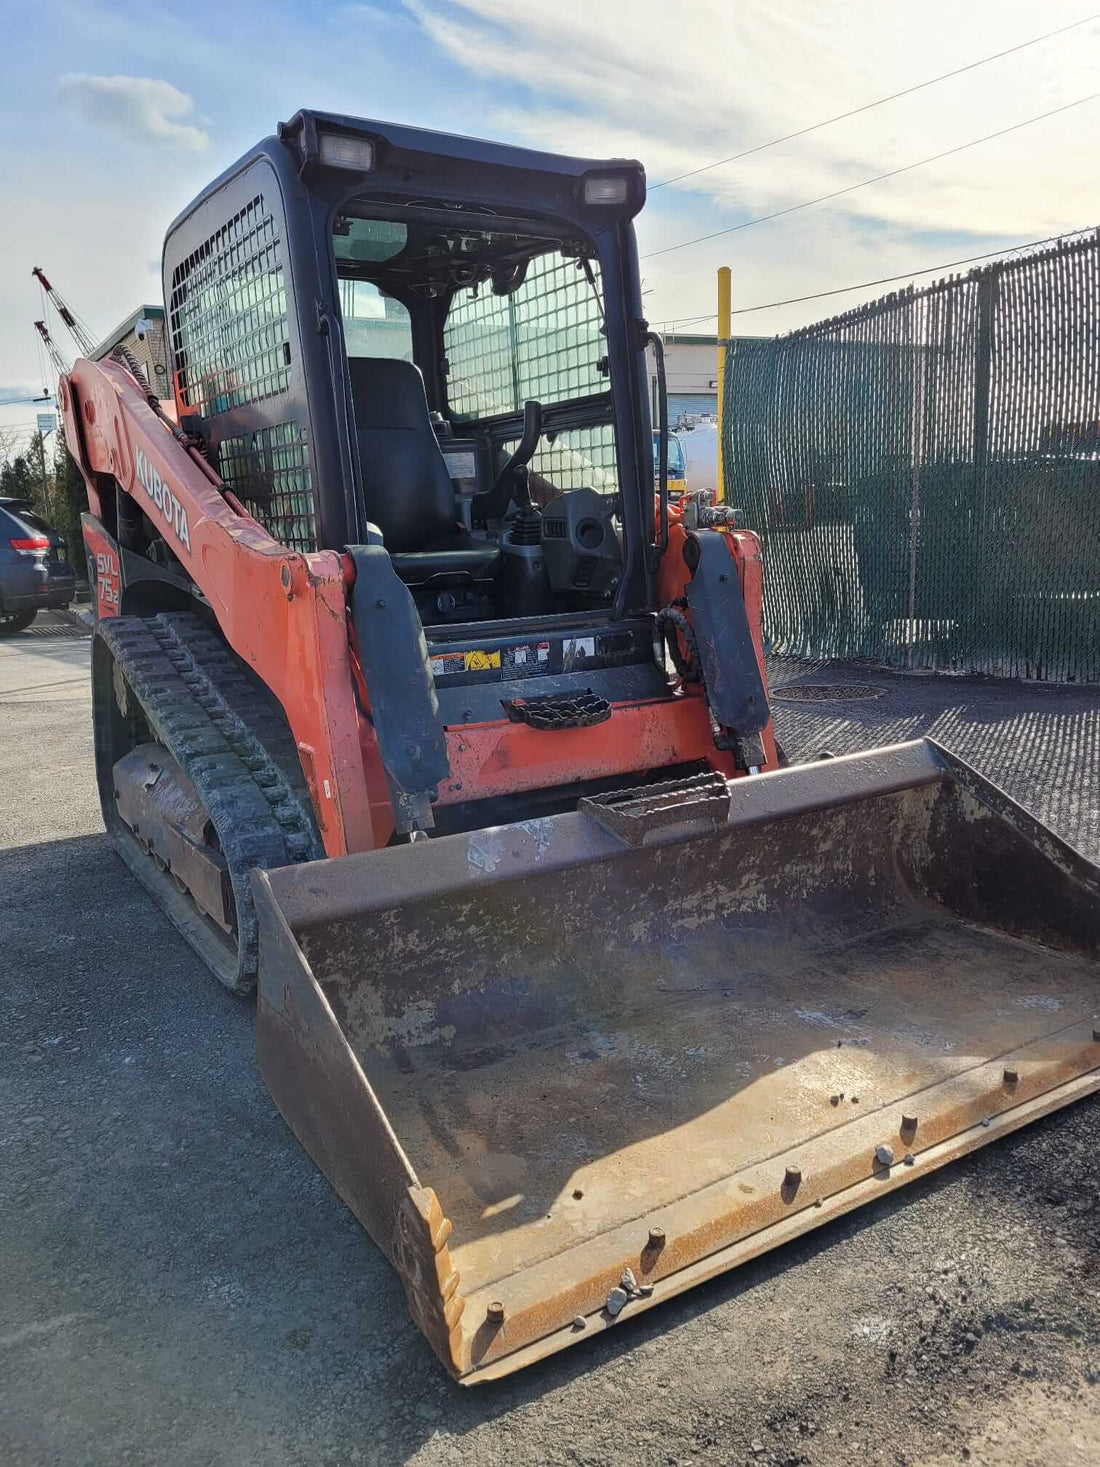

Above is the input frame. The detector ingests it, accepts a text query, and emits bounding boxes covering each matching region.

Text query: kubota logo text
[134,445,191,551]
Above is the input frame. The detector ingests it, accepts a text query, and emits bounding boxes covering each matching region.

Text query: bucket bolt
[486,1301,505,1326]
[1092,1027,1100,1042]
[781,1165,802,1201]
[1003,1066,1019,1086]
[647,1227,666,1250]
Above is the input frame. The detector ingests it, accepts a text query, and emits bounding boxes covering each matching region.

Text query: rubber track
[97,612,322,990]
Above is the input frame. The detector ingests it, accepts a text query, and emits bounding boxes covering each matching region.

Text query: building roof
[91,305,165,362]
[663,333,717,346]
[663,332,771,347]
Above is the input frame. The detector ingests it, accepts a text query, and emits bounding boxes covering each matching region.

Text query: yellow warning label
[464,649,501,671]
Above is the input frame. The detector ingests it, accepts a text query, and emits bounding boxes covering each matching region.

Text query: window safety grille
[445,254,608,420]
[169,196,290,416]
[218,422,315,552]
[504,425,619,498]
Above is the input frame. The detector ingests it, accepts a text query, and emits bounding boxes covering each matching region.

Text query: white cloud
[406,0,1100,329]
[58,74,210,152]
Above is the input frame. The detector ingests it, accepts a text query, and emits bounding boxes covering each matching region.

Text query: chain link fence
[723,227,1100,682]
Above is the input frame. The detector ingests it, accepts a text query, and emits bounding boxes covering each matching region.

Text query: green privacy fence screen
[722,228,1100,683]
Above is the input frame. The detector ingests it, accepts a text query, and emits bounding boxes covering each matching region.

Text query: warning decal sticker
[429,631,635,683]
[501,643,554,676]
[430,649,502,677]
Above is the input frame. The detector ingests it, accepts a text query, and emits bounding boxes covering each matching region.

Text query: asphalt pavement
[2,613,1099,1467]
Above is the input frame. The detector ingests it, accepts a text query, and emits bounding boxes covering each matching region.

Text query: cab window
[339,280,413,362]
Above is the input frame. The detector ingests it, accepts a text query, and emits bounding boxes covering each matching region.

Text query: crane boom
[32,266,97,358]
[34,320,72,378]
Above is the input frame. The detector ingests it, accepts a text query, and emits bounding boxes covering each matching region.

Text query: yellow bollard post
[715,266,731,503]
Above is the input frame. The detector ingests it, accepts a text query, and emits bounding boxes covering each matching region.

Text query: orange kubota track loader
[61,111,1100,1383]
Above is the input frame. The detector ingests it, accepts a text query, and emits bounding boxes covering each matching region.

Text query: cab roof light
[318,133,376,171]
[583,175,629,206]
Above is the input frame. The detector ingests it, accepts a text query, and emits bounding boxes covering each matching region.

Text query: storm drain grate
[771,683,886,703]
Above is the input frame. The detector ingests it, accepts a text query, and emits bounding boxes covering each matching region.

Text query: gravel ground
[1,614,1098,1467]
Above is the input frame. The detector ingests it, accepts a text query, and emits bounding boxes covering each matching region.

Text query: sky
[1,0,1099,449]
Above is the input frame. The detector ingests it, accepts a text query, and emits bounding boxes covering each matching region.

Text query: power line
[650,226,1098,328]
[651,12,1100,190]
[642,92,1100,260]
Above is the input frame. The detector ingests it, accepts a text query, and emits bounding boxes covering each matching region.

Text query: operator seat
[348,357,500,585]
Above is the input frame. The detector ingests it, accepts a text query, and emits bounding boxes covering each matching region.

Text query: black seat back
[348,358,457,553]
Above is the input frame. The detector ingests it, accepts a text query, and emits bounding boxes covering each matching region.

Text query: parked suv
[0,498,76,634]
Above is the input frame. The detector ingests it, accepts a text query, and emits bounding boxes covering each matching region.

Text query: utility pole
[36,424,54,520]
[715,266,732,503]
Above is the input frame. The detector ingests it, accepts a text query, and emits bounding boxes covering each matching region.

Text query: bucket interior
[293,779,1099,1299]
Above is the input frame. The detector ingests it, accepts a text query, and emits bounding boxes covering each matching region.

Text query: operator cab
[155,113,748,834]
[334,207,625,627]
[162,112,659,680]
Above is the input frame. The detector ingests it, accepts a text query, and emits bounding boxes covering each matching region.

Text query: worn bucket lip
[462,1064,1100,1383]
[458,1026,1100,1381]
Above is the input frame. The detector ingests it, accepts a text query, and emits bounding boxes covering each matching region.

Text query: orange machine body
[61,357,776,857]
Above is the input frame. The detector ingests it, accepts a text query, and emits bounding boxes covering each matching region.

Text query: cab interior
[334,207,627,627]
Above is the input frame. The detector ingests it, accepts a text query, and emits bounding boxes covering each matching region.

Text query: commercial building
[92,306,171,397]
[648,332,769,422]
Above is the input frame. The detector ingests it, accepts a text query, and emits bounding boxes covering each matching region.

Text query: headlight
[583,175,629,205]
[318,133,375,171]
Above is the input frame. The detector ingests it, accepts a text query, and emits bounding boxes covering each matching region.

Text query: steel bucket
[253,740,1100,1380]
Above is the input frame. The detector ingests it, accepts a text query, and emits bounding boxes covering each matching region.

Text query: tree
[27,431,56,521]
[0,425,24,468]
[0,453,35,499]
